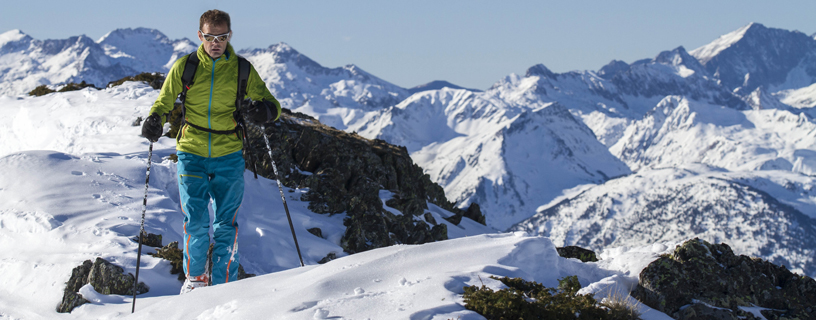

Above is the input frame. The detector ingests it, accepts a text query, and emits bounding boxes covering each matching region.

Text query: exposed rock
[556,246,598,263]
[106,72,165,90]
[444,202,485,226]
[56,260,91,313]
[149,241,184,281]
[307,227,324,238]
[463,203,485,225]
[677,303,739,320]
[57,257,148,313]
[132,232,162,247]
[231,109,481,254]
[237,265,255,280]
[632,238,816,319]
[29,81,98,97]
[318,252,338,264]
[423,212,437,225]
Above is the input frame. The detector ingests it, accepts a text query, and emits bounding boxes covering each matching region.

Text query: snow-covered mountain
[610,96,816,174]
[238,43,409,130]
[0,28,195,96]
[509,164,816,275]
[0,81,675,320]
[690,23,816,93]
[351,87,632,230]
[407,80,482,94]
[0,28,411,131]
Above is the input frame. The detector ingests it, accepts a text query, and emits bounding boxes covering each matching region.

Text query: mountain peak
[97,27,170,44]
[597,60,629,80]
[407,80,481,94]
[690,23,759,65]
[0,29,29,43]
[654,46,707,76]
[525,64,556,78]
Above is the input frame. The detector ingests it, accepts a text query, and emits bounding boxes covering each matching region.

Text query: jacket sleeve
[246,65,282,121]
[149,56,187,124]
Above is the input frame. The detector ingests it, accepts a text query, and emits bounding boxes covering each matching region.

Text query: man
[141,9,281,293]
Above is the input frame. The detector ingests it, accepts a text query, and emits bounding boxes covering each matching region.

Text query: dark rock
[430,224,448,242]
[132,116,143,127]
[29,81,98,97]
[237,265,255,280]
[556,246,598,262]
[88,257,148,295]
[443,203,486,226]
[230,108,477,254]
[57,257,148,313]
[444,212,462,225]
[56,260,92,313]
[307,227,324,238]
[318,252,337,264]
[106,72,165,90]
[424,212,437,225]
[149,241,184,281]
[632,238,816,319]
[132,232,162,247]
[463,203,486,225]
[677,303,739,320]
[386,193,426,217]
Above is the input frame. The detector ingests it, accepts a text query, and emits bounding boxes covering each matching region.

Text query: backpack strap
[234,56,259,178]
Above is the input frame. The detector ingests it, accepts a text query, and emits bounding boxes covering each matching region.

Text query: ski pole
[262,128,305,267]
[132,142,152,313]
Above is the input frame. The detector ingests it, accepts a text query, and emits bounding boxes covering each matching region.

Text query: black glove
[141,113,163,142]
[244,99,279,125]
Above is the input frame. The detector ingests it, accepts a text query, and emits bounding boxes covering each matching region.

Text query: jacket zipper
[208,56,221,158]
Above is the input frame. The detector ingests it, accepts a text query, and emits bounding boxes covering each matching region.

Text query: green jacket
[150,43,281,158]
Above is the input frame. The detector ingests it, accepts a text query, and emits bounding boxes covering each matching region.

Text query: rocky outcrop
[632,238,816,319]
[106,72,165,90]
[150,241,185,281]
[556,246,598,263]
[133,232,162,248]
[235,109,484,254]
[57,257,148,313]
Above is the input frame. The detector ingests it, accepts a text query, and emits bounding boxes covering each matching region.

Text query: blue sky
[3,1,815,90]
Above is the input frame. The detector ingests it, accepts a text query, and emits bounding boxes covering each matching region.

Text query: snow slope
[610,96,816,174]
[352,86,632,230]
[0,83,673,319]
[510,163,816,276]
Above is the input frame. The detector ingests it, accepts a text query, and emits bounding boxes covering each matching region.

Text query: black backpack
[176,51,260,178]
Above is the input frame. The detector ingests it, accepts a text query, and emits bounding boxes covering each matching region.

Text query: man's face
[198,23,231,59]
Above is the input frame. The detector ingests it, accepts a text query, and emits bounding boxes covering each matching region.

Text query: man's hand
[141,113,163,142]
[244,99,279,125]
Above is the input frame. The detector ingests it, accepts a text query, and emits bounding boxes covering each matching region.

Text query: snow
[0,82,673,319]
[3,22,815,319]
[690,23,754,65]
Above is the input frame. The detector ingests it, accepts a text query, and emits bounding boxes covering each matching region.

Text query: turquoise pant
[177,150,244,284]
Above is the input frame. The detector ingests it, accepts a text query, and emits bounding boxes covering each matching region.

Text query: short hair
[200,10,231,31]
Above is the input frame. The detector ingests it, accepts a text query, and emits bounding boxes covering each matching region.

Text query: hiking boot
[180,274,209,294]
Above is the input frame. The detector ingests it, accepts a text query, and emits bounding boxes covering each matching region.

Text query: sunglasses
[199,30,231,42]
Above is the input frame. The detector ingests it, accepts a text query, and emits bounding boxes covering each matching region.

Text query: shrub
[463,276,640,320]
[28,85,56,96]
[107,72,165,90]
[29,81,99,96]
[600,289,642,319]
[58,81,97,92]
